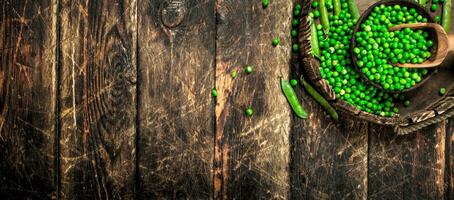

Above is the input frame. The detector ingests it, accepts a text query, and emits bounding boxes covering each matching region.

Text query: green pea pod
[319,0,330,32]
[442,0,452,32]
[281,78,308,119]
[300,76,339,122]
[333,0,341,16]
[347,0,360,20]
[419,0,427,7]
[310,16,320,57]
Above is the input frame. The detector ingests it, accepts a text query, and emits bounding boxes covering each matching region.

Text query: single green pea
[212,88,218,97]
[262,0,269,8]
[272,37,280,46]
[312,1,319,8]
[245,66,253,74]
[404,100,410,107]
[295,4,302,11]
[291,29,298,38]
[293,9,301,16]
[440,87,447,95]
[292,19,299,27]
[245,107,254,117]
[231,70,237,78]
[290,79,298,87]
[292,44,300,52]
[431,4,438,12]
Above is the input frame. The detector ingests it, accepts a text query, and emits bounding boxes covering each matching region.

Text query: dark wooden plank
[59,0,137,199]
[446,119,453,200]
[368,123,446,199]
[137,0,215,199]
[214,1,294,199]
[290,114,368,200]
[0,0,58,199]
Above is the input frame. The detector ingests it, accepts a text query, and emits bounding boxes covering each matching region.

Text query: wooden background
[0,0,452,199]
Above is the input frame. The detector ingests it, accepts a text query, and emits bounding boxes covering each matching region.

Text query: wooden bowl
[298,0,454,134]
[350,0,436,94]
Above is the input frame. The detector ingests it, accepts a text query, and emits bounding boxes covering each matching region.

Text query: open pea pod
[299,0,454,134]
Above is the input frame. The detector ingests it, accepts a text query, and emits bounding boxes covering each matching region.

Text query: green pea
[231,70,237,78]
[431,4,438,12]
[290,79,298,86]
[404,100,410,107]
[262,0,269,8]
[292,44,300,52]
[440,87,447,95]
[245,66,253,74]
[212,88,218,97]
[245,107,254,117]
[291,29,298,38]
[272,37,280,46]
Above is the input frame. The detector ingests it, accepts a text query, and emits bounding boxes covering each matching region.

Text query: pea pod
[281,78,308,119]
[347,0,360,20]
[319,0,330,32]
[442,0,452,32]
[300,76,339,122]
[310,15,320,57]
[333,0,341,16]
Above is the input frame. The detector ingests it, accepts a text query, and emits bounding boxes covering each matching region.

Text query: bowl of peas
[351,0,436,93]
[299,0,453,134]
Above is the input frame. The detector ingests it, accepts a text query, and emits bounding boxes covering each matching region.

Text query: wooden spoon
[389,23,454,68]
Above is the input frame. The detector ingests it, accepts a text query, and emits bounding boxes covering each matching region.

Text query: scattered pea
[290,79,298,86]
[212,88,218,97]
[440,87,447,95]
[404,100,411,107]
[292,44,300,52]
[245,66,253,74]
[295,4,302,11]
[431,4,438,12]
[312,1,319,8]
[245,107,254,117]
[231,70,237,78]
[292,19,299,27]
[294,9,301,16]
[262,0,269,8]
[272,37,280,46]
[291,29,298,38]
[313,10,321,18]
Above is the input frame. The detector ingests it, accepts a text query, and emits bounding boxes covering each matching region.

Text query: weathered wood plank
[59,0,137,199]
[446,119,453,199]
[289,114,368,199]
[368,123,446,199]
[137,0,215,198]
[214,1,292,199]
[0,0,58,199]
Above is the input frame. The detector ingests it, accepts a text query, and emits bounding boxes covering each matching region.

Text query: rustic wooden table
[0,0,453,199]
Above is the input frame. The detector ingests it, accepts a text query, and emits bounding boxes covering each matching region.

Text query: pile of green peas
[354,5,433,91]
[316,0,402,117]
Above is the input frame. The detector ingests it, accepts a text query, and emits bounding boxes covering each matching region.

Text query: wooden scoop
[389,23,454,68]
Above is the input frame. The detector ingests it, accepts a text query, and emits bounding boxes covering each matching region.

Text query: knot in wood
[160,0,187,28]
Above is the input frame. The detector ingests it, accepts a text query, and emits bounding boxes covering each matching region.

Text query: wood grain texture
[137,0,215,199]
[368,123,446,199]
[59,0,137,199]
[215,0,292,199]
[0,0,58,199]
[446,119,453,199]
[289,113,368,200]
